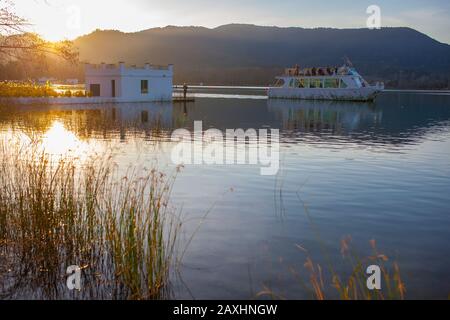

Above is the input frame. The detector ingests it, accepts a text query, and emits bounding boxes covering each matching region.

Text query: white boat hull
[267,87,383,102]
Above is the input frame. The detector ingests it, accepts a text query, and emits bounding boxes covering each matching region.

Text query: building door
[111,80,116,97]
[90,84,100,97]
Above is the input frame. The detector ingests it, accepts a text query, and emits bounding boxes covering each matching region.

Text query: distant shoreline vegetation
[0,81,88,98]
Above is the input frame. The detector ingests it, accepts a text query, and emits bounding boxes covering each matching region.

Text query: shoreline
[0,96,174,105]
[1,88,449,106]
[176,85,450,93]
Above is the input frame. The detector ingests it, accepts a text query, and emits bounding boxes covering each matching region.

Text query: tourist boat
[268,63,384,102]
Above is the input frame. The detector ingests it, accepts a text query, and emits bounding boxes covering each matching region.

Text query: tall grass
[295,236,406,300]
[0,136,181,299]
[296,189,406,300]
[258,191,406,300]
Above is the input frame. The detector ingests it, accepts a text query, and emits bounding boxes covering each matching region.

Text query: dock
[172,92,195,102]
[173,96,195,102]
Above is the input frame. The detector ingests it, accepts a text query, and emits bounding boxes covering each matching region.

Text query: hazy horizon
[13,0,450,44]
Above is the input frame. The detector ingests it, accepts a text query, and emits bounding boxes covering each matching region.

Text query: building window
[141,80,148,94]
[111,80,116,97]
[90,84,100,97]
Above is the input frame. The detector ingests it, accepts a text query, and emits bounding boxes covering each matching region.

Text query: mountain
[60,24,450,88]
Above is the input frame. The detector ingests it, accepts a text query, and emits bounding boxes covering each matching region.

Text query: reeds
[295,193,406,300]
[0,136,181,299]
[298,236,406,300]
[257,237,405,300]
[257,190,406,300]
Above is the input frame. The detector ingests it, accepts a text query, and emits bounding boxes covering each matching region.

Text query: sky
[12,0,450,44]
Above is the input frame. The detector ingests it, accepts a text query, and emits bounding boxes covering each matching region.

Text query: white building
[85,62,173,102]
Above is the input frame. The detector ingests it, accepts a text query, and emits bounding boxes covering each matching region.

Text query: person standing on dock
[183,83,188,99]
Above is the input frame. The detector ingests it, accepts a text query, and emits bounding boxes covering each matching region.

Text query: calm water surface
[1,89,449,299]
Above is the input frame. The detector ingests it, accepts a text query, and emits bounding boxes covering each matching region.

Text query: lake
[0,88,449,299]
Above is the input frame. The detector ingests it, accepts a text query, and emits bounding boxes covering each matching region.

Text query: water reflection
[41,121,91,158]
[1,93,450,149]
[267,99,382,133]
[0,92,450,299]
[0,102,174,142]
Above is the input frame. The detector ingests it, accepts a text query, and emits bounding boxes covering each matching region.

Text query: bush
[74,90,86,97]
[0,81,59,98]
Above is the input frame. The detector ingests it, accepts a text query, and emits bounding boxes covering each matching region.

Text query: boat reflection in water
[267,98,382,133]
[265,93,450,149]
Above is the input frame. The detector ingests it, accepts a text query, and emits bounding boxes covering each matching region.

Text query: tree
[0,0,78,64]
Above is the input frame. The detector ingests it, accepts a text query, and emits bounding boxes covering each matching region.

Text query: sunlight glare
[41,120,90,159]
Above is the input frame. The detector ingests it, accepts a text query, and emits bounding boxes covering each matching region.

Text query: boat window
[298,78,309,88]
[310,79,323,88]
[324,78,339,88]
[359,77,366,87]
[339,79,348,88]
[273,79,285,87]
